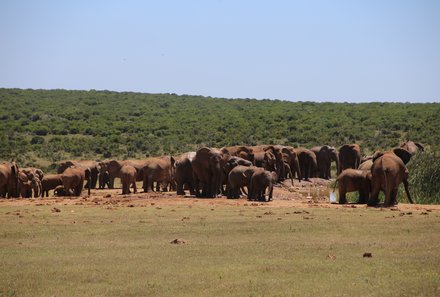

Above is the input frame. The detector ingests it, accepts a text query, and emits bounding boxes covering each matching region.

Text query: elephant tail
[332,178,338,192]
[381,157,389,200]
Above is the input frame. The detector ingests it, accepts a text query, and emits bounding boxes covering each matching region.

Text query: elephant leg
[390,189,398,206]
[357,190,367,204]
[383,185,393,207]
[132,180,137,193]
[368,185,381,206]
[268,183,273,201]
[339,190,347,204]
[177,181,185,195]
[109,176,115,189]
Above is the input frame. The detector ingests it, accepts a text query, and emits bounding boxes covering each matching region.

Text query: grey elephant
[226,165,259,199]
[310,145,339,179]
[249,168,277,202]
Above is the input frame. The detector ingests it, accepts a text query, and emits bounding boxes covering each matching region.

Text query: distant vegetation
[1,88,439,172]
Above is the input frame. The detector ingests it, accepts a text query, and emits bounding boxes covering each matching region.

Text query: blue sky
[1,0,439,102]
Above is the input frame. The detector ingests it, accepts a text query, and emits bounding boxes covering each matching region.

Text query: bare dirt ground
[1,178,439,213]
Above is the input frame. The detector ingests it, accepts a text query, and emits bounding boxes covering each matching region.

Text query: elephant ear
[372,151,384,163]
[281,147,293,156]
[263,145,275,153]
[198,147,212,154]
[415,142,425,152]
[220,147,230,155]
[170,156,176,168]
[392,148,412,165]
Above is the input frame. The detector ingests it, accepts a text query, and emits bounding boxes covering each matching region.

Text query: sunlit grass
[1,202,439,297]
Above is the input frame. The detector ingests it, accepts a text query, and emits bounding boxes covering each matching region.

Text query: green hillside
[0,88,439,170]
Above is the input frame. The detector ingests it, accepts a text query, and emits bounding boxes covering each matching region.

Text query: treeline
[0,88,439,172]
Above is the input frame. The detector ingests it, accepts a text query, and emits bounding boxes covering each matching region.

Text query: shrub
[406,152,440,204]
[30,136,45,145]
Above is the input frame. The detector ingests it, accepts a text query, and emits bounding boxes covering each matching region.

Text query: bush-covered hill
[1,88,439,169]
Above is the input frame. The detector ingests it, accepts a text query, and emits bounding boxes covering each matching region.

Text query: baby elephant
[227,165,259,199]
[249,169,278,202]
[335,169,371,204]
[120,165,137,195]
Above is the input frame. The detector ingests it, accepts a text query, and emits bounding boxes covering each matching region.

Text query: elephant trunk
[334,153,340,176]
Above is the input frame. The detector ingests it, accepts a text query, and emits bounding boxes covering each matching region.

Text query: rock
[170,238,187,245]
[363,252,372,258]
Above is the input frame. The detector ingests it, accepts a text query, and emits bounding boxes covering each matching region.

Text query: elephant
[226,165,259,199]
[253,150,277,173]
[400,141,424,155]
[249,168,277,202]
[367,148,413,207]
[335,169,371,204]
[41,174,63,197]
[0,161,19,198]
[252,145,284,182]
[221,156,253,194]
[281,146,301,183]
[98,159,147,189]
[191,147,230,198]
[18,171,40,198]
[120,165,137,195]
[358,160,373,171]
[295,148,317,181]
[221,146,255,163]
[20,167,43,197]
[61,166,91,196]
[339,144,361,171]
[142,156,175,192]
[174,152,196,195]
[57,160,99,189]
[98,170,110,189]
[310,145,339,179]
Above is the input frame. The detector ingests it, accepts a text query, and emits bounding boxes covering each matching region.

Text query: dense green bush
[0,88,438,169]
[406,152,440,204]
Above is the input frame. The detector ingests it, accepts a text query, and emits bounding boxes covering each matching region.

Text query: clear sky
[1,0,439,102]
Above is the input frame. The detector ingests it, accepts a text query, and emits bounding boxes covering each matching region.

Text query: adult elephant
[294,148,317,181]
[253,150,277,172]
[99,159,146,189]
[41,174,63,197]
[310,145,339,179]
[400,141,424,155]
[281,146,301,183]
[20,167,43,197]
[57,160,99,189]
[367,148,413,207]
[191,147,229,198]
[18,169,41,198]
[61,166,91,196]
[251,145,284,182]
[221,146,255,163]
[0,161,19,198]
[339,144,361,171]
[142,156,175,192]
[120,165,137,195]
[174,152,196,195]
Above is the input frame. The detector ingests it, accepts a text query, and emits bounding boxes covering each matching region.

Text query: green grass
[1,202,439,296]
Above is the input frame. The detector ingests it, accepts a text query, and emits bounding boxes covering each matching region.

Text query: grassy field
[1,194,439,297]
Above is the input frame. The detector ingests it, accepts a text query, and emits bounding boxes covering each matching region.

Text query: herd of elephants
[0,140,424,207]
